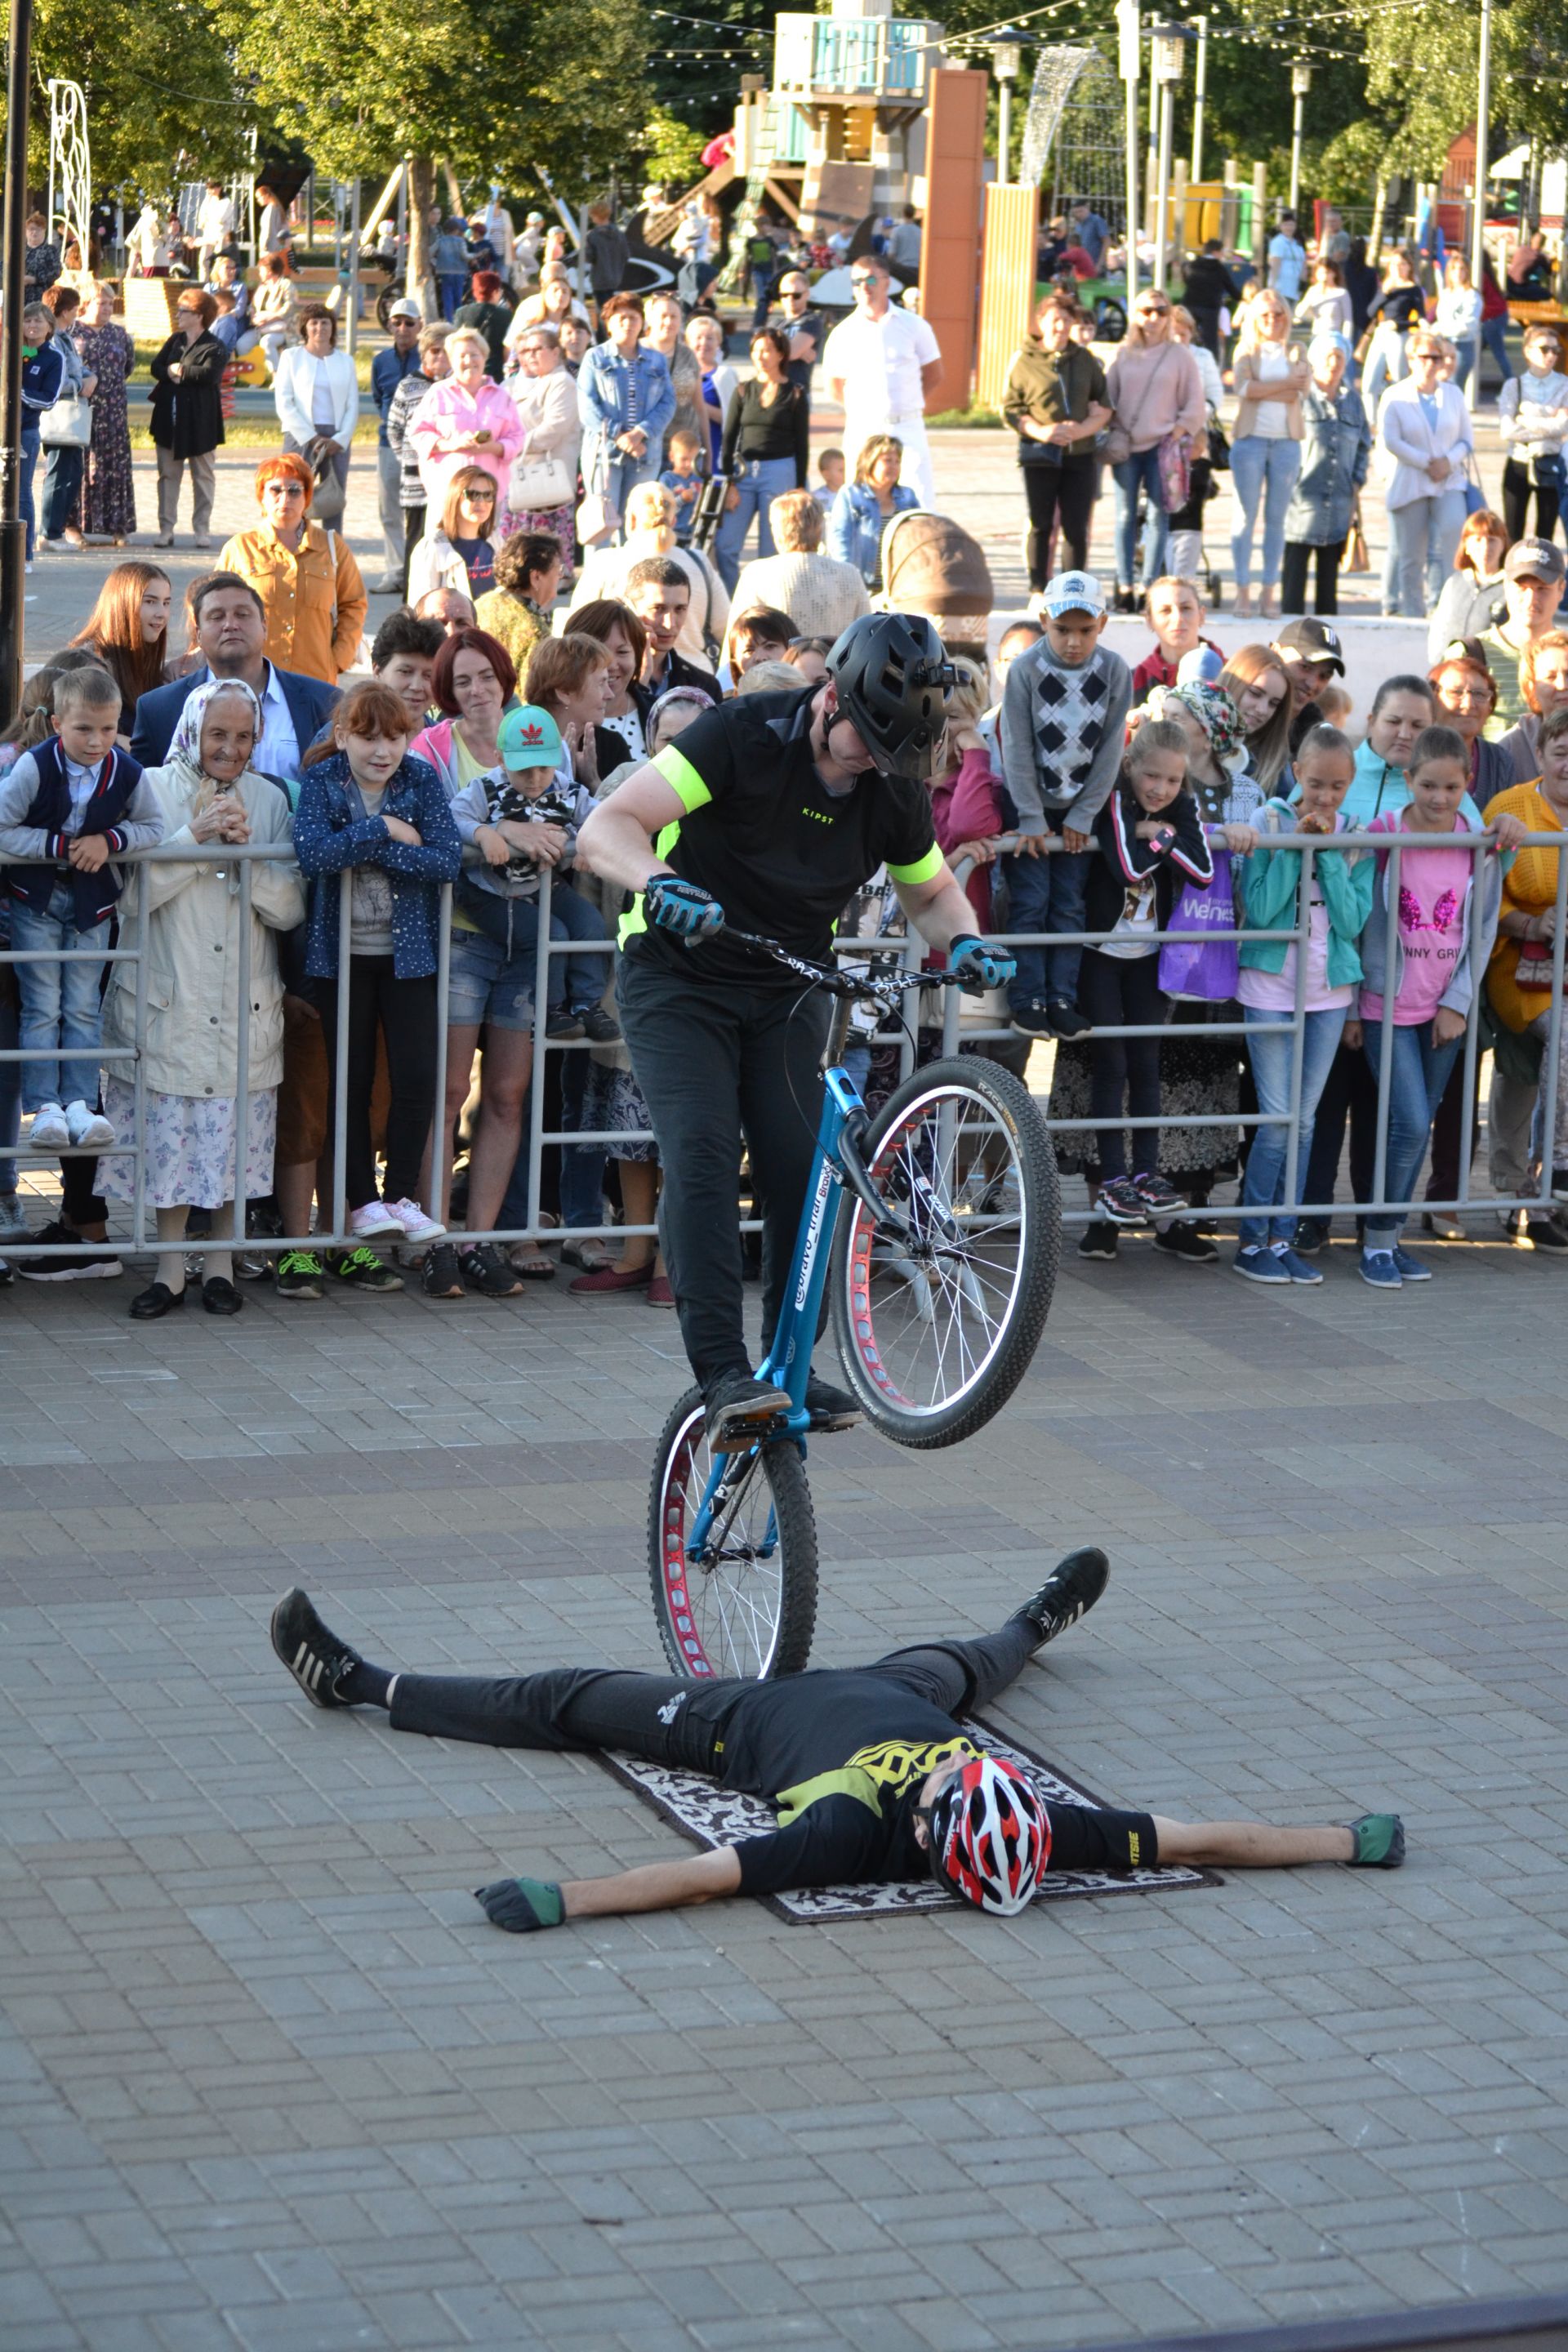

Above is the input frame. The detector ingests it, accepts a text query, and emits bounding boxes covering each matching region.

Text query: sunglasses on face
[1138,304,1169,317]
[851,274,878,287]
[461,487,495,501]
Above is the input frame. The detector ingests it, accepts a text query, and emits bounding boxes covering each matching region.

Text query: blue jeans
[1388,490,1468,618]
[1239,1001,1348,1245]
[42,443,84,541]
[1229,435,1301,591]
[1003,832,1090,1011]
[437,274,465,321]
[452,880,610,1012]
[1111,446,1166,591]
[1481,313,1512,391]
[1361,327,1409,413]
[603,449,663,537]
[1362,1020,1461,1246]
[20,425,40,559]
[10,884,110,1111]
[714,455,798,590]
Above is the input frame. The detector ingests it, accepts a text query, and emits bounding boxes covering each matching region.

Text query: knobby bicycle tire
[830,1054,1060,1449]
[648,1386,819,1680]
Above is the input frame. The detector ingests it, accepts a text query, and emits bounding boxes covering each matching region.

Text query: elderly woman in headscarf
[100,677,304,1322]
[1049,679,1263,1260]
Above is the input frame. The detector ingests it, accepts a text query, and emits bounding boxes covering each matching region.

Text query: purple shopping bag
[1157,846,1239,1000]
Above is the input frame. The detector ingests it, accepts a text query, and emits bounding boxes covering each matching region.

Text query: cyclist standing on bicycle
[577,612,1017,1451]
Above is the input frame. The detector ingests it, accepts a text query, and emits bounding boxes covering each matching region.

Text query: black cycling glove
[948,934,1018,995]
[474,1876,567,1931]
[645,874,724,940]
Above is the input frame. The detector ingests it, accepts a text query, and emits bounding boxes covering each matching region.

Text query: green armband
[474,1876,566,1931]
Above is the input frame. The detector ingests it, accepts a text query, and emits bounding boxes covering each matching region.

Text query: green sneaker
[1347,1813,1405,1868]
[274,1248,326,1300]
[328,1245,404,1293]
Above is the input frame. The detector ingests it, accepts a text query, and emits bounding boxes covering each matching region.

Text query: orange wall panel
[917,69,988,413]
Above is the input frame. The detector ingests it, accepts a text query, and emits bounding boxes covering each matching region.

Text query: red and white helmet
[927,1755,1049,1915]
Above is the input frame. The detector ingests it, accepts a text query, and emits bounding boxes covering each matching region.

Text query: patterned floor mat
[599,1719,1222,1922]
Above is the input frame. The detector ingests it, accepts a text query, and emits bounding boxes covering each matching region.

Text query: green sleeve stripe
[616,817,685,949]
[887,844,945,887]
[652,744,713,814]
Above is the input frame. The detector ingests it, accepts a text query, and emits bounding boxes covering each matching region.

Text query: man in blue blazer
[131,574,339,784]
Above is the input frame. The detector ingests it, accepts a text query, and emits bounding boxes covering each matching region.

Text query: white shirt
[198,193,234,245]
[822,305,941,424]
[253,664,301,785]
[64,754,103,829]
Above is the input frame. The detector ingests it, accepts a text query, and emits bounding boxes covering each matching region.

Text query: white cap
[1042,570,1106,619]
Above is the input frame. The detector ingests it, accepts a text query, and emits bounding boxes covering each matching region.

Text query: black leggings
[1021,457,1098,586]
[318,957,438,1210]
[1079,948,1165,1179]
[1281,537,1345,617]
[388,1618,1040,1779]
[1502,459,1561,548]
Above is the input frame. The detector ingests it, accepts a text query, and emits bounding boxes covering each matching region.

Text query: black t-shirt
[697,1668,987,1897]
[628,686,942,988]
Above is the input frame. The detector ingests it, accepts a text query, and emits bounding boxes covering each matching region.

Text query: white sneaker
[0,1195,28,1244]
[29,1103,69,1151]
[349,1201,403,1241]
[65,1100,116,1150]
[384,1196,445,1245]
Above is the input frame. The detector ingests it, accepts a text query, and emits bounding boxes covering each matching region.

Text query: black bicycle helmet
[825,612,957,781]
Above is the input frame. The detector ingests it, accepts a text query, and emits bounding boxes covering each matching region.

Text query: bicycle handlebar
[721,924,969,1007]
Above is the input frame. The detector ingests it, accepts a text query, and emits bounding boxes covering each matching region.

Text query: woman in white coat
[1377,328,1475,619]
[273,305,360,514]
[504,321,582,564]
[101,679,305,1321]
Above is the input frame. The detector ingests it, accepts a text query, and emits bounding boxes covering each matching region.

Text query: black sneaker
[804,1374,861,1432]
[1346,1813,1405,1869]
[328,1245,405,1292]
[1096,1175,1146,1226]
[274,1248,325,1300]
[1132,1169,1187,1217]
[1153,1223,1218,1264]
[1009,999,1056,1040]
[1018,1546,1110,1646]
[1047,998,1090,1040]
[270,1588,363,1710]
[545,1008,584,1040]
[577,1004,621,1043]
[1525,1214,1568,1252]
[1077,1220,1119,1262]
[706,1371,791,1452]
[461,1241,525,1298]
[14,1218,123,1281]
[1294,1218,1328,1256]
[421,1242,466,1298]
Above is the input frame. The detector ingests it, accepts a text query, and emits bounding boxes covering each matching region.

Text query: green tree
[219,0,649,290]
[4,0,252,200]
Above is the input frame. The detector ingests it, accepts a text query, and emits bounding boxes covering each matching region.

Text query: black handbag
[1205,418,1231,473]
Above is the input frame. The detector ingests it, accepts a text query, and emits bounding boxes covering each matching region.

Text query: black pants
[1189,307,1223,360]
[1502,458,1561,548]
[388,1617,1041,1782]
[1080,949,1165,1180]
[617,947,831,1393]
[318,957,438,1210]
[1302,1039,1378,1227]
[1281,537,1345,617]
[1425,1047,1482,1203]
[1022,457,1098,586]
[400,503,426,599]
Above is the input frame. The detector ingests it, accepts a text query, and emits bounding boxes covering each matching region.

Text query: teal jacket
[1238,798,1374,989]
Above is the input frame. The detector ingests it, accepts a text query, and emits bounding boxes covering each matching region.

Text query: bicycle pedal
[707,1402,794,1453]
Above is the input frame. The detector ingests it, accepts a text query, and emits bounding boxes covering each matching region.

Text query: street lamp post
[1150,24,1187,296]
[1289,62,1312,219]
[1468,0,1492,410]
[1191,16,1208,185]
[1115,0,1141,314]
[0,0,34,721]
[989,30,1023,188]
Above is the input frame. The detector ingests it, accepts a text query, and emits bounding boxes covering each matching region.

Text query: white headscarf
[167,676,264,791]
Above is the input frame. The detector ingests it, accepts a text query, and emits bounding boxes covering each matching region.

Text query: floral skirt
[1047,1004,1243,1184]
[581,1056,659,1165]
[100,1077,278,1209]
[501,498,577,581]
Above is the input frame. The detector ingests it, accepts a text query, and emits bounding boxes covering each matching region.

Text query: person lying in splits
[270,1551,1404,1932]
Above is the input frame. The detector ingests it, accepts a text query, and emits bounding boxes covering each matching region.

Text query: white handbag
[39,394,94,450]
[509,449,576,510]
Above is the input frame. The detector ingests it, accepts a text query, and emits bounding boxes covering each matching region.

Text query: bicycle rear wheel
[648,1386,818,1679]
[830,1054,1059,1448]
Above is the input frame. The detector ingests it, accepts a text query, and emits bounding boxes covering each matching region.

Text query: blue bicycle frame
[684,1062,862,1554]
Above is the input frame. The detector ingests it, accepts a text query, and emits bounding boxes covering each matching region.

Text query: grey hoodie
[999,636,1133,835]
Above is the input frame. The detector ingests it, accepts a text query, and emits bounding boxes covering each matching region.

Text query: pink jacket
[409,377,525,507]
[931,747,1006,927]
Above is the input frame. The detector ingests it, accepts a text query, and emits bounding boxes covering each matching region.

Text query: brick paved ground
[7,383,1568,2352]
[5,1223,1568,2351]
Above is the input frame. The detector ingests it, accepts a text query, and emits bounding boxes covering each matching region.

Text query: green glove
[474,1875,566,1931]
[1345,1814,1405,1869]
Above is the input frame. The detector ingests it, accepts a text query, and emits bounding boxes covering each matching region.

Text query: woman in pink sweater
[1104,292,1206,612]
[929,658,1008,926]
[408,326,524,511]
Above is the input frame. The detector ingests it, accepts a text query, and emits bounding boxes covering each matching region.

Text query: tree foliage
[1334,0,1566,179]
[7,0,252,198]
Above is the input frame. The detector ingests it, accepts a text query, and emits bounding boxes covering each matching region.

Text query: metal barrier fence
[2,824,1566,1260]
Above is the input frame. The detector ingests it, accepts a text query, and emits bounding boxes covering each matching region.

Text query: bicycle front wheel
[648,1386,818,1680]
[830,1054,1059,1448]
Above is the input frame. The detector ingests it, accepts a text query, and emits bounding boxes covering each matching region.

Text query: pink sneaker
[384,1196,446,1245]
[349,1201,402,1241]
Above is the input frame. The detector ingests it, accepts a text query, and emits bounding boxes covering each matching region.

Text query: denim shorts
[447,927,535,1031]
